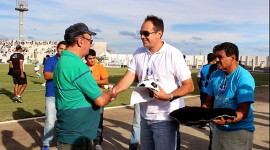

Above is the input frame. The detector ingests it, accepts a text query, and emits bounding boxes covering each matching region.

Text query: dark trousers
[93,112,103,145]
[58,141,94,150]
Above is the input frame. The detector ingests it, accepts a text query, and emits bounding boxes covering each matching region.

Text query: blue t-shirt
[43,54,59,97]
[199,64,211,93]
[207,65,255,132]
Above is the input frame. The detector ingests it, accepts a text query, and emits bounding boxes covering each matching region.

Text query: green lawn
[0,64,269,122]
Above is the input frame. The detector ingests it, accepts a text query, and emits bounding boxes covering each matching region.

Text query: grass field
[0,63,269,122]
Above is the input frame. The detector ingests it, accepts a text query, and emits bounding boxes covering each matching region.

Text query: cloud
[191,37,203,41]
[0,0,268,56]
[27,36,35,40]
[119,31,140,39]
[0,34,9,40]
[91,28,102,33]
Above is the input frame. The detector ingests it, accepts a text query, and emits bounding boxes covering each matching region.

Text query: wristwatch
[169,93,174,101]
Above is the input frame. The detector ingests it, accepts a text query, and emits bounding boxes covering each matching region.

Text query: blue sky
[0,0,269,56]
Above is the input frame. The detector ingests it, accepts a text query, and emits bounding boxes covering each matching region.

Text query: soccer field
[0,63,269,122]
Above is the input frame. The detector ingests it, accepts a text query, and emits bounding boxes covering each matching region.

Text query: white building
[1,40,269,70]
[100,53,270,70]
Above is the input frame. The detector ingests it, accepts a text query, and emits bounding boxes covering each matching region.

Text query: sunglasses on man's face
[140,30,155,37]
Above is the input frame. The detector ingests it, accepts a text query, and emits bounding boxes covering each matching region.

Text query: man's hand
[108,86,117,101]
[212,117,233,126]
[152,85,170,101]
[20,73,25,78]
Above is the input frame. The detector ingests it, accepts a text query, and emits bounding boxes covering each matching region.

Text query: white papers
[130,87,154,105]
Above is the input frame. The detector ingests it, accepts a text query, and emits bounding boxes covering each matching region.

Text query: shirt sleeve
[20,53,24,61]
[172,50,191,82]
[236,72,255,104]
[43,58,54,72]
[73,68,102,101]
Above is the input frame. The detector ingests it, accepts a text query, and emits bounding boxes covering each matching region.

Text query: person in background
[85,49,109,150]
[204,45,219,150]
[9,45,27,103]
[129,103,140,150]
[129,75,141,150]
[53,22,116,150]
[43,55,50,66]
[197,53,216,117]
[112,15,194,150]
[203,42,255,149]
[34,59,41,78]
[41,41,66,150]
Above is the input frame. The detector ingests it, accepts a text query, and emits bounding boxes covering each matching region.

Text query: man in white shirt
[113,15,194,150]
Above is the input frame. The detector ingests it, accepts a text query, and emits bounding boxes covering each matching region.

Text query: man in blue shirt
[203,42,255,150]
[42,41,66,150]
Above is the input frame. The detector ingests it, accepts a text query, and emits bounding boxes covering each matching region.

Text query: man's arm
[202,95,214,109]
[94,88,117,107]
[9,61,13,69]
[43,60,53,80]
[44,72,53,80]
[19,60,24,78]
[197,68,202,89]
[96,78,109,86]
[212,102,251,125]
[95,65,109,86]
[112,70,136,94]
[197,77,201,90]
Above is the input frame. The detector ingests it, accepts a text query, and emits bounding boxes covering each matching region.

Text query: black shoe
[13,96,18,103]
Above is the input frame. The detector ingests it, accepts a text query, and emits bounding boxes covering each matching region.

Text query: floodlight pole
[15,0,28,41]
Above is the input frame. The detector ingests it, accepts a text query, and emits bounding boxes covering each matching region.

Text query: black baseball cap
[64,23,96,41]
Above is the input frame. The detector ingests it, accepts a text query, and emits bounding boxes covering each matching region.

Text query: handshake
[107,85,117,101]
[95,85,117,107]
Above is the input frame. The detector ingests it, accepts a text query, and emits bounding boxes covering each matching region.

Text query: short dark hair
[217,42,239,61]
[212,44,221,54]
[207,53,216,62]
[57,41,66,49]
[84,49,96,60]
[144,15,164,33]
[16,45,22,51]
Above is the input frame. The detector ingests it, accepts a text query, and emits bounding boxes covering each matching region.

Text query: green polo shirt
[53,50,102,145]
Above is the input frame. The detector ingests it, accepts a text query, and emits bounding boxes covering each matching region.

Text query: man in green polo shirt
[53,22,117,150]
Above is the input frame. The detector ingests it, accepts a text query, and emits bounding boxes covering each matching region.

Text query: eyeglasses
[140,30,155,37]
[81,37,93,44]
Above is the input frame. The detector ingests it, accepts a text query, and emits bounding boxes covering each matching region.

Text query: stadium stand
[0,40,58,64]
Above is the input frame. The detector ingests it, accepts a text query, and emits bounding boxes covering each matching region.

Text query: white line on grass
[0,85,268,124]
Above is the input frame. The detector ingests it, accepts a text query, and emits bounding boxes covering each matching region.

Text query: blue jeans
[42,97,57,146]
[140,117,179,150]
[129,104,140,150]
